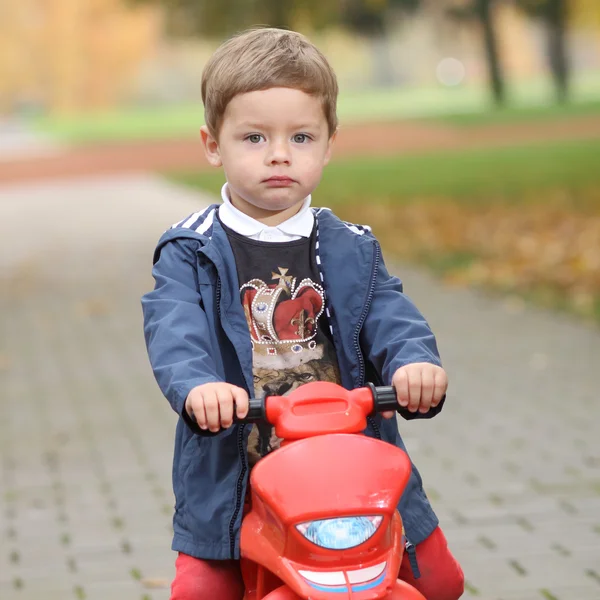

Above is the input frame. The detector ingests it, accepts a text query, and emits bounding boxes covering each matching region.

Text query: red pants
[170,527,464,600]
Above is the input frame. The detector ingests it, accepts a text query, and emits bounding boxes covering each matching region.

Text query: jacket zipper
[216,277,222,318]
[216,275,249,558]
[229,424,248,558]
[353,245,421,576]
[354,242,382,440]
[405,539,421,579]
[367,415,382,440]
[353,242,380,387]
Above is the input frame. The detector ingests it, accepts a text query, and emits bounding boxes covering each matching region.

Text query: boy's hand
[382,363,448,419]
[185,383,249,433]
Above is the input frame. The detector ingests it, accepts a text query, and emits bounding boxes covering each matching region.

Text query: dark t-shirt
[221,218,341,465]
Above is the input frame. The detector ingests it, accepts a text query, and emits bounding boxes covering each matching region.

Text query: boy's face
[200,87,336,224]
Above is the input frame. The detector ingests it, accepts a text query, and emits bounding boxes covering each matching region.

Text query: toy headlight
[296,516,383,550]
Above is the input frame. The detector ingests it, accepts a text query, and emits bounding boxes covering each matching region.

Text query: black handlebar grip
[233,397,267,424]
[367,383,399,414]
[370,383,447,420]
[246,397,266,422]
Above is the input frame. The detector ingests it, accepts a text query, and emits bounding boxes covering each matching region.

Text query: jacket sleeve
[141,238,221,428]
[360,245,445,420]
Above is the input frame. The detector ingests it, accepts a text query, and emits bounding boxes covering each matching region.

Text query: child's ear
[323,129,338,166]
[200,126,222,167]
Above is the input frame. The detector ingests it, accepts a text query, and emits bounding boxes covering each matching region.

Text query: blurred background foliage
[4,0,600,117]
[1,0,600,321]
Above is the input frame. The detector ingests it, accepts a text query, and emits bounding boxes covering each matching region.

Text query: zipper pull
[405,539,421,579]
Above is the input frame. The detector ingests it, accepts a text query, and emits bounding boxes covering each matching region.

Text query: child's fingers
[419,367,435,413]
[407,368,421,413]
[218,389,234,428]
[432,369,448,407]
[393,369,409,408]
[186,391,208,430]
[195,406,208,430]
[203,389,220,432]
[232,387,249,419]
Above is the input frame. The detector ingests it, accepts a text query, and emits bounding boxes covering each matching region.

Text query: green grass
[429,98,600,126]
[32,72,600,143]
[33,105,207,144]
[170,138,600,206]
[340,74,600,125]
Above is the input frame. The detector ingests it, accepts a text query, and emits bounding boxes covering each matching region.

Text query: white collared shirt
[218,183,314,242]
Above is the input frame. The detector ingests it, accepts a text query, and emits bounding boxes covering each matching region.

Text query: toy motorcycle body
[237,381,426,600]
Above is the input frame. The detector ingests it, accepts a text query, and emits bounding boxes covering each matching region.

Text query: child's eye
[246,134,264,144]
[292,133,310,143]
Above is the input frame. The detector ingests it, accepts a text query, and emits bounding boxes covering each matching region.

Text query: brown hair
[201,28,338,137]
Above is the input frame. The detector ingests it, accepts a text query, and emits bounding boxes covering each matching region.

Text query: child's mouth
[264,176,295,187]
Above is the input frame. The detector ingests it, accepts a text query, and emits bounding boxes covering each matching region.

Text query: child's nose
[266,141,291,165]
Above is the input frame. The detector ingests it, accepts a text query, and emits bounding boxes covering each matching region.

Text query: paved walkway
[0,119,65,162]
[1,174,599,600]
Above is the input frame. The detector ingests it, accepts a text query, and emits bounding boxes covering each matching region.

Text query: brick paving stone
[1,174,599,600]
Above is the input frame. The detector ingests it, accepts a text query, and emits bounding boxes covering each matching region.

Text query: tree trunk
[262,0,291,28]
[545,0,569,104]
[369,33,397,87]
[475,0,506,107]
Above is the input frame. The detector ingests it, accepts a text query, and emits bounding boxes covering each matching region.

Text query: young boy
[142,28,464,600]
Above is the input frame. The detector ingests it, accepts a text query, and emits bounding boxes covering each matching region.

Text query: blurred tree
[131,0,339,36]
[570,0,600,28]
[340,0,421,86]
[447,0,506,106]
[135,0,422,86]
[342,0,420,33]
[0,0,160,115]
[517,0,569,103]
[475,0,506,105]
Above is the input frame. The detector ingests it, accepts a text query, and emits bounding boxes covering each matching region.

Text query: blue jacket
[141,205,444,560]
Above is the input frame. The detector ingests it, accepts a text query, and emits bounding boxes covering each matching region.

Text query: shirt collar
[218,183,314,238]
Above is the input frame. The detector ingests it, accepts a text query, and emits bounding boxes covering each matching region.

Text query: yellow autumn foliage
[342,189,600,318]
[0,0,162,114]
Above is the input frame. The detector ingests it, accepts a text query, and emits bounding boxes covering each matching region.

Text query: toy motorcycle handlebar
[237,383,399,424]
[367,383,400,413]
[242,397,267,423]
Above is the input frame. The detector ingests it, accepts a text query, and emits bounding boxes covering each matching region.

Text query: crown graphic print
[240,267,326,370]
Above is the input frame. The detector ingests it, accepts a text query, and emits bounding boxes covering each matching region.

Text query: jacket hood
[153,203,376,265]
[152,203,220,264]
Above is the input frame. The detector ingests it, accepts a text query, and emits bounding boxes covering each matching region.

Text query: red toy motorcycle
[237,381,427,599]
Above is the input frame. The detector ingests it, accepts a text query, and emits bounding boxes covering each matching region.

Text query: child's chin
[256,196,304,211]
